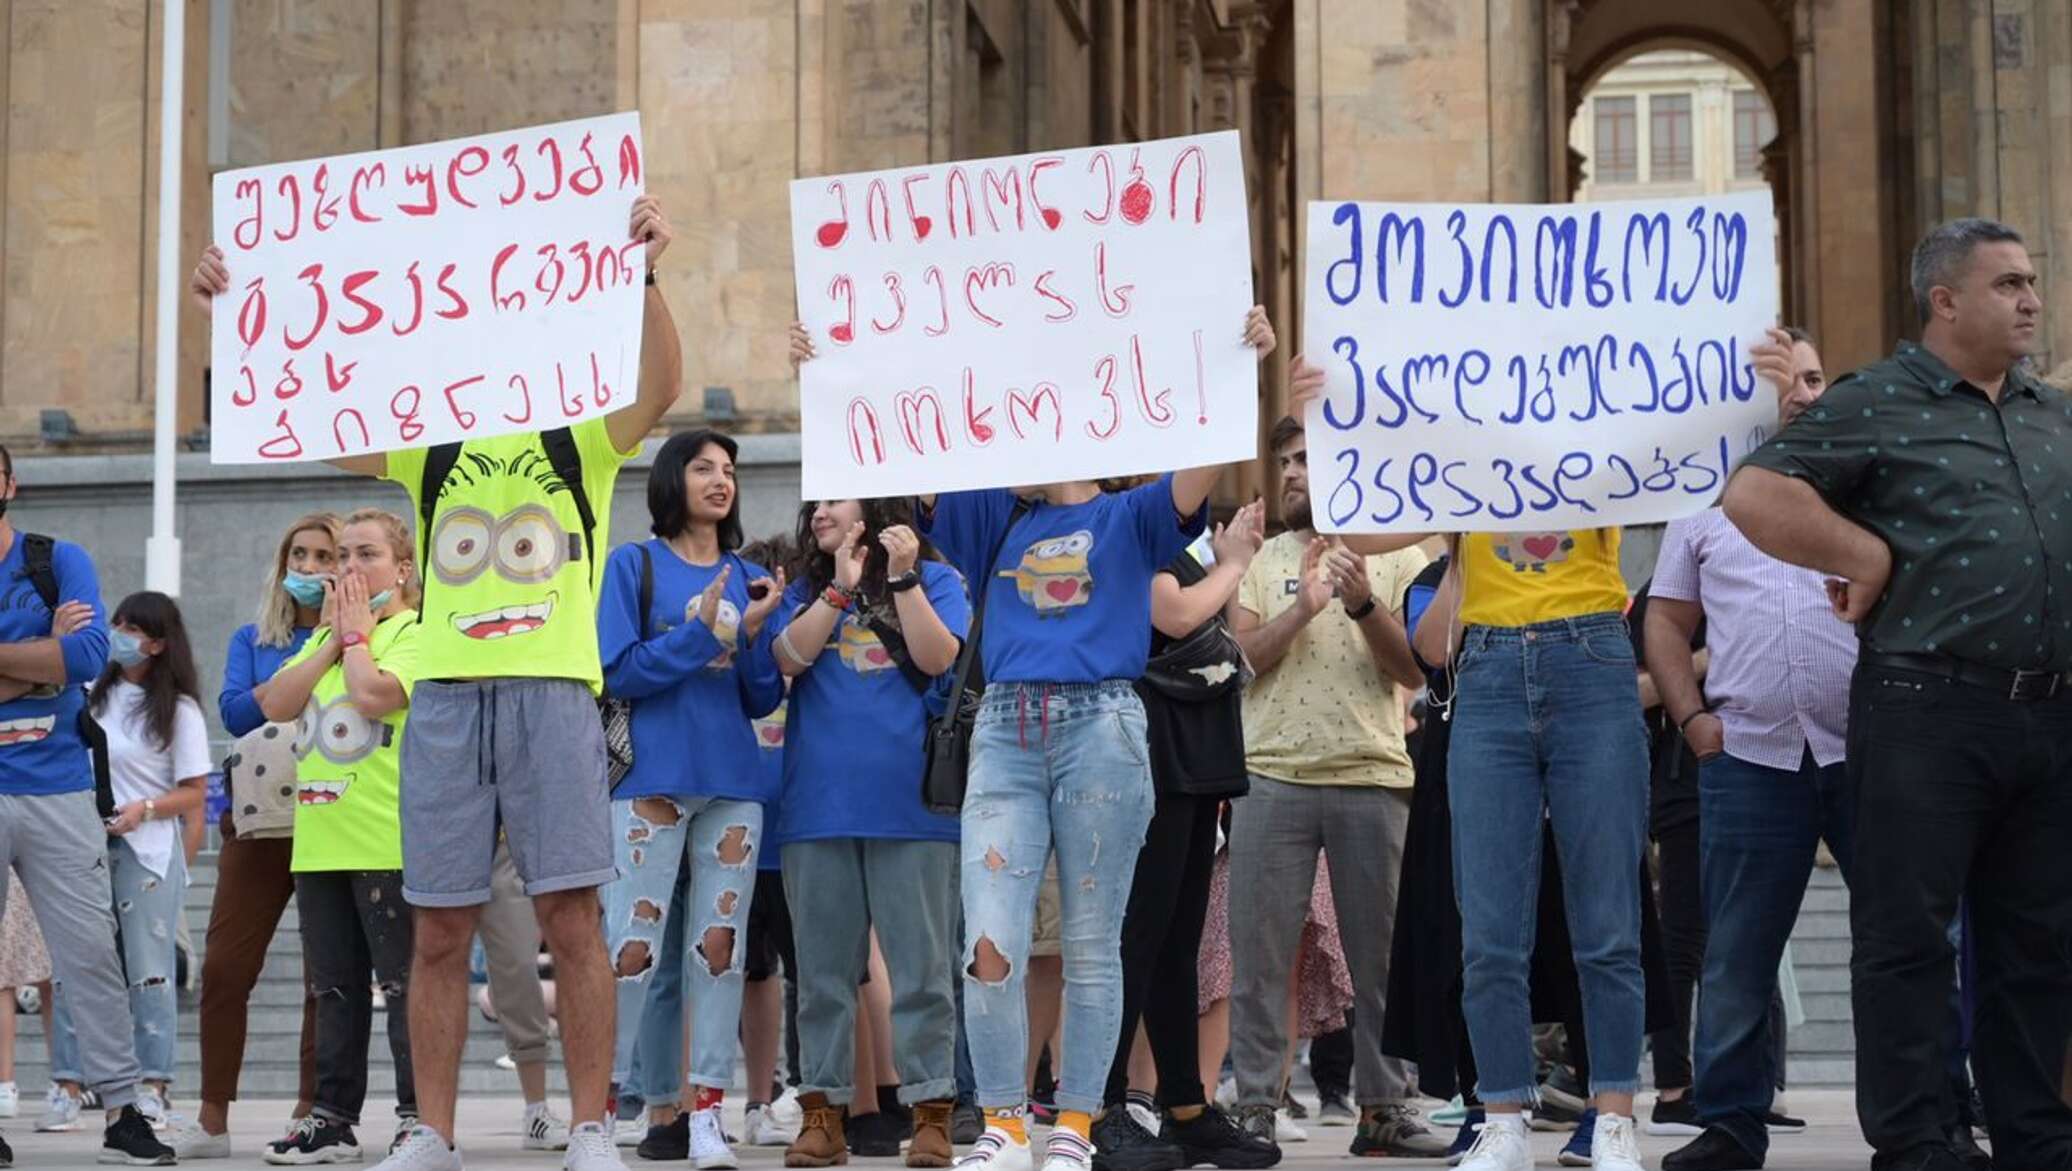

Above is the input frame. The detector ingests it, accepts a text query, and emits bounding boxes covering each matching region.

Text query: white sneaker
[36,1084,81,1132]
[368,1125,462,1171]
[770,1088,803,1127]
[1215,1078,1237,1107]
[687,1106,737,1171]
[1274,1109,1307,1143]
[0,1080,17,1118]
[1125,1100,1161,1138]
[1455,1115,1532,1171]
[523,1104,572,1152]
[562,1122,625,1171]
[1589,1113,1643,1171]
[136,1088,170,1131]
[742,1104,795,1147]
[954,1128,1035,1171]
[168,1119,233,1159]
[493,1054,517,1072]
[1040,1130,1093,1171]
[611,1116,645,1148]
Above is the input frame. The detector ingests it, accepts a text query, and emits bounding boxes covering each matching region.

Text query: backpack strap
[417,442,464,602]
[636,542,654,640]
[20,533,58,612]
[539,427,597,569]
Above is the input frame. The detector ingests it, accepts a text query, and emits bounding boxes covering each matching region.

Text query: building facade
[4,0,2070,507]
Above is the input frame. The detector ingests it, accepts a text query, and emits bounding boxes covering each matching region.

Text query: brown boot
[786,1094,849,1167]
[906,1100,955,1168]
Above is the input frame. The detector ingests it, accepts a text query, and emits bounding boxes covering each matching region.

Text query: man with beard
[1225,416,1444,1158]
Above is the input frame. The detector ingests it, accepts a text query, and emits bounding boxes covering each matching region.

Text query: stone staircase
[6,845,1861,1099]
[5,839,562,1101]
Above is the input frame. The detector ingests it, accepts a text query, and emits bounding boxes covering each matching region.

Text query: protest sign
[789,130,1256,499]
[208,112,646,464]
[1300,190,1780,533]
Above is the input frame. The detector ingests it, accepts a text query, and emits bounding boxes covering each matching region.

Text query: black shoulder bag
[919,500,1030,815]
[601,543,654,789]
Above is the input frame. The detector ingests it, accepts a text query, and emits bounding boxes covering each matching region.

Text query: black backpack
[417,427,598,596]
[19,533,116,819]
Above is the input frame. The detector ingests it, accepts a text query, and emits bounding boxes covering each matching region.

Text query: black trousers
[1104,792,1220,1108]
[1848,665,2072,1167]
[1311,1015,1353,1101]
[298,871,416,1126]
[1651,819,1705,1092]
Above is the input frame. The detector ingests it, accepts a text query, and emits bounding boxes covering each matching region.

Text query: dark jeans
[1692,749,1853,1159]
[1848,665,2072,1168]
[1311,1017,1353,1102]
[298,871,416,1126]
[1104,793,1219,1108]
[1650,819,1704,1093]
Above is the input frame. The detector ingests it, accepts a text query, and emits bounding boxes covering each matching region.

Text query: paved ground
[1,1090,1894,1170]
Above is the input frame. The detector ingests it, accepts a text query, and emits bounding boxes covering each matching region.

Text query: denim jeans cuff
[800,1084,855,1107]
[1478,1083,1537,1106]
[1587,1078,1642,1098]
[898,1078,957,1105]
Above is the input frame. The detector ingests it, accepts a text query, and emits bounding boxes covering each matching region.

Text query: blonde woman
[254,509,423,1164]
[172,514,339,1159]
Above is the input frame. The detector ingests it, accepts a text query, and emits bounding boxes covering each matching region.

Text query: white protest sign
[1300,191,1780,533]
[789,130,1256,499]
[209,113,646,464]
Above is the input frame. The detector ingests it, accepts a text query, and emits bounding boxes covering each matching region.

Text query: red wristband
[341,630,369,651]
[822,585,853,611]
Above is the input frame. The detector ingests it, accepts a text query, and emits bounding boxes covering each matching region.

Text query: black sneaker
[951,1104,983,1146]
[1647,1095,1705,1137]
[1167,1105,1280,1170]
[847,1109,911,1158]
[2,1129,13,1169]
[1278,1092,1307,1122]
[1530,1096,1585,1132]
[1539,1066,1588,1113]
[1763,1108,1806,1134]
[1091,1109,1185,1171]
[1349,1104,1450,1158]
[637,1114,688,1161]
[263,1115,362,1165]
[1944,1123,1992,1171]
[1659,1125,1761,1171]
[101,1105,177,1166]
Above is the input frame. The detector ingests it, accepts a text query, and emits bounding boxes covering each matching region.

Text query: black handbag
[920,499,1031,815]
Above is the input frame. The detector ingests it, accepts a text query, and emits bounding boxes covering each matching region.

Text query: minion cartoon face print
[835,620,897,673]
[1491,531,1575,574]
[425,449,587,643]
[1000,530,1095,616]
[291,696,395,805]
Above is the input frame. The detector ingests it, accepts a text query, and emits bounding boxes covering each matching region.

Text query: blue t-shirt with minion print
[922,477,1204,685]
[597,539,785,802]
[771,561,971,844]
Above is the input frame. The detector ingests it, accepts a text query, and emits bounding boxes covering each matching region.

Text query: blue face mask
[367,589,394,612]
[282,571,327,608]
[109,629,150,668]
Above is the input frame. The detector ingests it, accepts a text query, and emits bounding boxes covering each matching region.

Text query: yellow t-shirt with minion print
[1458,529,1627,628]
[384,419,636,692]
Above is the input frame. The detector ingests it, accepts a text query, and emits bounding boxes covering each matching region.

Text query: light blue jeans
[50,839,185,1084]
[961,681,1155,1115]
[624,865,690,1111]
[1447,613,1649,1103]
[605,795,761,1092]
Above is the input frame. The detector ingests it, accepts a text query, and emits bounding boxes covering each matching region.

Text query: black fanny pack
[1138,618,1249,703]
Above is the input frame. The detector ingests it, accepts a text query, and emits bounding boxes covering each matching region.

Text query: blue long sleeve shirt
[218,622,317,737]
[597,539,784,803]
[0,535,108,796]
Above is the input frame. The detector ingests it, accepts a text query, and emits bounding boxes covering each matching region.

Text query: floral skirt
[1197,851,1355,1037]
[0,867,52,988]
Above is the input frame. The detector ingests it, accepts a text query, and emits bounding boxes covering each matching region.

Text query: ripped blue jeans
[50,839,184,1083]
[960,682,1154,1115]
[604,795,761,1093]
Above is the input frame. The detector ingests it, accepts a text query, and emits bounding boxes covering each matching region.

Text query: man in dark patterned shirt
[1723,219,2071,1171]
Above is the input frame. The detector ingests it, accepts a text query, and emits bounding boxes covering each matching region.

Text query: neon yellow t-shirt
[287,613,422,873]
[384,420,635,692]
[1458,529,1627,628]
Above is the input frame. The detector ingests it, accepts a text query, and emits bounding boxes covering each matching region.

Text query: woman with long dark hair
[597,429,786,1171]
[173,514,338,1158]
[767,496,969,1169]
[47,592,211,1126]
[251,508,424,1164]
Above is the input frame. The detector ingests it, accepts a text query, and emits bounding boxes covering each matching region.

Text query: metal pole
[146,0,185,595]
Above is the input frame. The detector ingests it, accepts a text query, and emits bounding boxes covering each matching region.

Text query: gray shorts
[400,678,617,907]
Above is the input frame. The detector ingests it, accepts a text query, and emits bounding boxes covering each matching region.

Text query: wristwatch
[143,798,157,822]
[1344,597,1377,621]
[887,570,922,593]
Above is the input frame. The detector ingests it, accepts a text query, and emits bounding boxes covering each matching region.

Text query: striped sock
[1047,1127,1095,1167]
